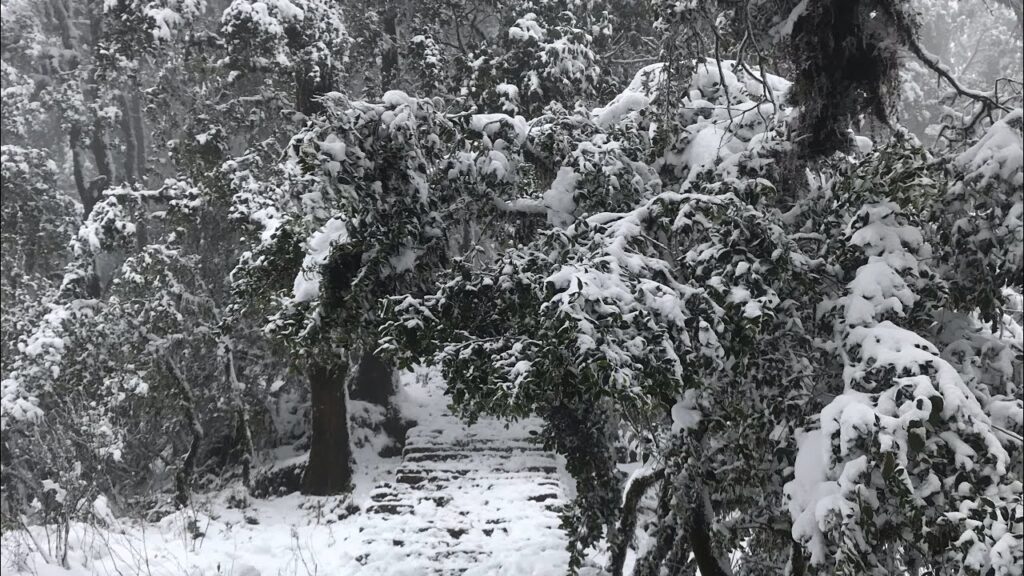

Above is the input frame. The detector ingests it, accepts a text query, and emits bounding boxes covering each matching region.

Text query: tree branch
[883,0,1010,114]
[609,467,665,576]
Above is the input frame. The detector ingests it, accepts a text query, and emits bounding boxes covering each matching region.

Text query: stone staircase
[350,417,570,575]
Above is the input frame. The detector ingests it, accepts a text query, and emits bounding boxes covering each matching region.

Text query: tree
[233,91,470,493]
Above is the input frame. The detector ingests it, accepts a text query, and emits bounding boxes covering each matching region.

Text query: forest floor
[0,370,575,575]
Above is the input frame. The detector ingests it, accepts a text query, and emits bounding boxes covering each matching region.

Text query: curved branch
[883,0,1010,114]
[609,467,666,576]
[905,40,1008,113]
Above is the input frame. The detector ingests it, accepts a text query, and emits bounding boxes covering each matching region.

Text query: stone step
[402,443,546,455]
[365,502,415,515]
[403,450,555,463]
[353,413,566,572]
[394,470,558,487]
[406,429,541,439]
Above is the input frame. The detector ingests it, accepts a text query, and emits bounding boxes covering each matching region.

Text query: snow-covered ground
[1,368,571,576]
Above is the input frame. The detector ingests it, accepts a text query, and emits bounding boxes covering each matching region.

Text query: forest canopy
[1,0,1022,574]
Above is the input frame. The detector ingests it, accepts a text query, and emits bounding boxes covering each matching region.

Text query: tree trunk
[120,93,138,183]
[350,352,396,406]
[129,92,146,183]
[51,0,94,216]
[687,489,729,576]
[302,358,352,495]
[86,8,114,188]
[224,341,254,488]
[789,538,807,576]
[380,2,399,91]
[69,127,92,215]
[165,357,203,508]
[295,64,335,117]
[88,115,113,187]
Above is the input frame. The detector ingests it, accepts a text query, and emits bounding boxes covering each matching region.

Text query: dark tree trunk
[350,352,396,406]
[129,92,146,182]
[120,94,138,183]
[86,8,114,188]
[224,342,254,489]
[789,538,807,576]
[165,357,203,508]
[687,491,729,576]
[69,127,91,214]
[302,358,352,495]
[380,3,399,90]
[52,1,93,217]
[295,64,335,117]
[88,115,113,187]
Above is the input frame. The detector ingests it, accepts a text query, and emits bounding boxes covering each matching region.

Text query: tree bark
[69,127,92,214]
[86,6,114,188]
[224,341,254,488]
[302,358,352,495]
[88,116,113,187]
[129,92,146,183]
[120,94,138,183]
[51,0,94,216]
[687,490,729,576]
[350,351,396,406]
[789,538,807,576]
[295,63,335,117]
[380,2,399,91]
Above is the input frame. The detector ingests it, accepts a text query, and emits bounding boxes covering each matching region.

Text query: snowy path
[349,412,570,575]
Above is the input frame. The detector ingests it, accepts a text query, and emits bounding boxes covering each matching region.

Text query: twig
[992,424,1024,444]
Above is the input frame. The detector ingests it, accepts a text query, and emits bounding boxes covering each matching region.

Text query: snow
[0,378,43,423]
[542,167,579,227]
[269,0,304,20]
[317,133,347,161]
[591,63,665,129]
[773,0,810,38]
[583,58,792,186]
[956,108,1024,188]
[680,125,735,183]
[785,429,838,565]
[388,245,420,274]
[670,389,702,433]
[382,90,415,108]
[468,113,529,145]
[292,217,350,303]
[148,7,183,41]
[494,83,520,113]
[842,260,917,326]
[593,92,650,129]
[508,13,544,42]
[40,480,66,504]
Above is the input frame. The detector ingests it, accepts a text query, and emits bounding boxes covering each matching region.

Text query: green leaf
[882,452,897,480]
[908,427,926,453]
[928,395,944,425]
